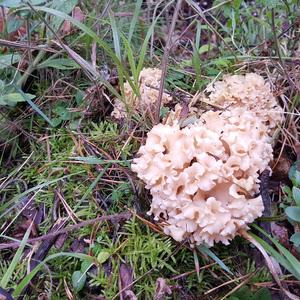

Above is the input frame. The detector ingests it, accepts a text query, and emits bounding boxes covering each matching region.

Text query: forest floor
[1,1,300,299]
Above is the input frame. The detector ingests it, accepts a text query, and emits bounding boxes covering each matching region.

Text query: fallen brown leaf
[154,278,172,300]
[61,6,85,35]
[118,263,137,300]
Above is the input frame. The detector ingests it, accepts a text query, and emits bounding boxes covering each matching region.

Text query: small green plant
[51,101,81,128]
[283,160,300,250]
[88,217,176,298]
[228,285,271,300]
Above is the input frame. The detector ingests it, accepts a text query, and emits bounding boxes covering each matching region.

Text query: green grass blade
[127,0,143,44]
[252,224,300,277]
[19,5,139,96]
[198,245,233,274]
[249,232,300,279]
[13,84,53,126]
[13,252,94,298]
[121,33,138,84]
[108,10,126,97]
[0,223,32,288]
[71,156,129,165]
[136,0,174,77]
[0,171,85,217]
[74,165,110,211]
[109,10,121,60]
[192,44,202,90]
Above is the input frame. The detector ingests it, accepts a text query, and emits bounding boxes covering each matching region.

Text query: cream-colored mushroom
[132,107,274,246]
[206,73,283,130]
[111,68,172,119]
[131,73,283,247]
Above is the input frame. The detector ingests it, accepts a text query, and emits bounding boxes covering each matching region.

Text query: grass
[0,0,300,299]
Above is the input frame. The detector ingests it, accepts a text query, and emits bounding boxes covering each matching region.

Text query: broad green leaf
[282,185,292,201]
[198,44,213,55]
[289,161,300,186]
[253,288,272,300]
[72,271,86,292]
[51,117,62,127]
[293,187,300,206]
[290,233,300,247]
[97,251,110,264]
[13,84,53,125]
[229,286,252,300]
[81,260,93,273]
[53,104,71,120]
[0,54,21,69]
[285,206,300,222]
[0,93,35,106]
[7,18,23,34]
[38,58,80,70]
[49,0,78,33]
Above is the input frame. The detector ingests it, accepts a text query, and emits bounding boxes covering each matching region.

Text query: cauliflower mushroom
[132,108,274,246]
[131,73,283,247]
[111,68,172,119]
[206,73,283,130]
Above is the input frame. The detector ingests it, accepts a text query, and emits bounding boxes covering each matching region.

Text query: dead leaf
[295,143,300,161]
[123,291,137,300]
[54,233,68,249]
[154,278,172,300]
[73,6,85,23]
[271,223,290,249]
[118,263,137,300]
[271,152,292,183]
[37,293,49,300]
[61,6,85,35]
[0,287,13,300]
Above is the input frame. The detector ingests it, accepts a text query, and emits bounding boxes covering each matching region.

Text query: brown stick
[155,0,183,124]
[0,39,56,52]
[0,212,131,250]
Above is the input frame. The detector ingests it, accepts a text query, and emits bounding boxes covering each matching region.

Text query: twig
[155,0,183,124]
[0,212,131,250]
[16,50,46,87]
[0,39,56,52]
